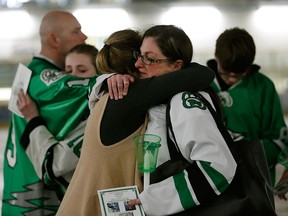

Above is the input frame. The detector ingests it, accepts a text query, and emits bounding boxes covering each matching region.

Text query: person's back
[2,11,96,215]
[208,27,288,185]
[57,28,146,216]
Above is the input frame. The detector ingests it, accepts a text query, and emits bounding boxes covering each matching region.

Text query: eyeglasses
[133,51,171,66]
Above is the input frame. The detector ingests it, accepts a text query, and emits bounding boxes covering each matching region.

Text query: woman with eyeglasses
[57,26,236,216]
[207,27,288,187]
[125,25,236,215]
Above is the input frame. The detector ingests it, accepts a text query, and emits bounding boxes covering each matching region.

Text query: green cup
[133,134,161,173]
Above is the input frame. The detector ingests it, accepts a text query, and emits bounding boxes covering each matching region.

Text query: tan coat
[56,94,147,216]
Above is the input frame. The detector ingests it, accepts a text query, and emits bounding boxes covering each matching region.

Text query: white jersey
[141,91,237,215]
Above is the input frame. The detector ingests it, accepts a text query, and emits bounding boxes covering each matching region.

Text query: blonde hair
[96,29,142,78]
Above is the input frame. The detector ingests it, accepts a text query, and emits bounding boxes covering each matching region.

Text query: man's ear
[48,33,59,48]
[173,60,184,70]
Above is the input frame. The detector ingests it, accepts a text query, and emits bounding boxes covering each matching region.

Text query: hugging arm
[101,63,215,145]
[17,89,39,121]
[91,62,215,109]
[106,63,215,100]
[20,117,86,199]
[107,74,135,100]
[18,90,87,199]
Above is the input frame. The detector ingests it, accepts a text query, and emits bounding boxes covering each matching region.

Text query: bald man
[2,11,97,215]
[39,11,87,69]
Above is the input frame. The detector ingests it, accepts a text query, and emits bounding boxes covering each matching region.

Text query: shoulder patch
[40,69,66,86]
[181,92,206,110]
[218,91,233,107]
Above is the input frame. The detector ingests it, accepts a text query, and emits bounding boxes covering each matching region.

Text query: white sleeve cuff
[89,73,115,110]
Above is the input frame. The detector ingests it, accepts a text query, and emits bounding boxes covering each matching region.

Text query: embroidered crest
[181,92,206,110]
[218,91,233,107]
[40,69,66,86]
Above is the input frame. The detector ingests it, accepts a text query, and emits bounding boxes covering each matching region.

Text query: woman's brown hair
[96,29,142,78]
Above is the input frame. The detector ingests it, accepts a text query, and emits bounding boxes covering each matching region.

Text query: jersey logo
[218,91,233,107]
[40,69,66,86]
[181,92,206,110]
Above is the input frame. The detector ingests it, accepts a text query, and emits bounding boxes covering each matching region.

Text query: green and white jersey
[208,60,288,185]
[2,56,96,215]
[140,91,237,215]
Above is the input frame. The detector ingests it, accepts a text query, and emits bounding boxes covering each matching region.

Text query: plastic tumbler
[133,134,161,173]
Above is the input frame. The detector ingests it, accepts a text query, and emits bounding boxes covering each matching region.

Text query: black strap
[166,98,186,160]
[193,92,234,148]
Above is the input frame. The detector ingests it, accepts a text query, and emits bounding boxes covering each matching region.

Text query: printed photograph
[107,202,120,213]
[124,200,136,211]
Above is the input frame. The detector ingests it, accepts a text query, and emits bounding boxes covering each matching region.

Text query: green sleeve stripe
[173,172,196,209]
[200,161,229,193]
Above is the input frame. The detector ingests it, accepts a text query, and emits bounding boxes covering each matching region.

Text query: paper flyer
[8,63,32,117]
[98,186,145,216]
